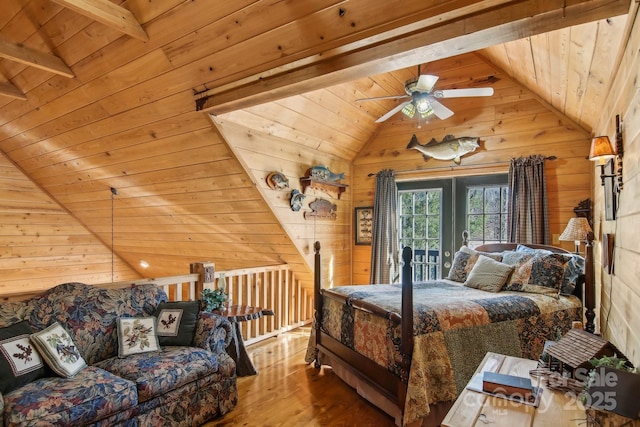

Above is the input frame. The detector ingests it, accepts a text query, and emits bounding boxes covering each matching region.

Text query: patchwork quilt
[317,280,581,424]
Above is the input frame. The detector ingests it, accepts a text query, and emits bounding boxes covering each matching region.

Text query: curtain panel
[506,154,550,244]
[370,170,399,284]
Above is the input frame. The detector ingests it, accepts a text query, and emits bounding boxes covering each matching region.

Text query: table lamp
[559,217,593,254]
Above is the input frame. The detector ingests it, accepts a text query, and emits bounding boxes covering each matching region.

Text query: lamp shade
[589,136,616,163]
[559,217,593,242]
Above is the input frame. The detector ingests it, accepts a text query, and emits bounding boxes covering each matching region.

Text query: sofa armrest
[193,311,233,354]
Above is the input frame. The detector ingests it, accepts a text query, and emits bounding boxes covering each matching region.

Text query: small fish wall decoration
[304,198,337,220]
[307,166,345,182]
[290,189,306,211]
[266,172,289,190]
[407,134,479,165]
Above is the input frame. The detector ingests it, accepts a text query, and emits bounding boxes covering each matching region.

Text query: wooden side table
[442,352,586,426]
[216,305,274,376]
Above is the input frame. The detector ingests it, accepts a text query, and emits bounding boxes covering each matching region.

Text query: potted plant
[201,273,228,312]
[582,354,640,421]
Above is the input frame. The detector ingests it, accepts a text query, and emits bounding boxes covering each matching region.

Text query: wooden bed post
[584,232,596,333]
[400,246,413,381]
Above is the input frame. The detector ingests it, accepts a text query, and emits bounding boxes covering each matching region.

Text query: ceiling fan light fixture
[402,103,416,118]
[415,98,431,114]
[419,107,434,118]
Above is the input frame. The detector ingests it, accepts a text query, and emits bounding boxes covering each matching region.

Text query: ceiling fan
[358,68,494,123]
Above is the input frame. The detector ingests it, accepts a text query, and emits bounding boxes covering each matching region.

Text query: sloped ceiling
[0,0,632,292]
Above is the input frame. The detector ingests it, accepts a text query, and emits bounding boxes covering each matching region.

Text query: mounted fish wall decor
[290,189,306,211]
[304,198,337,220]
[407,134,479,165]
[306,166,345,182]
[266,171,289,190]
[300,165,348,199]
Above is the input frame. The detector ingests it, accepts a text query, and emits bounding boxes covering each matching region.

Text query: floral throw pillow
[154,301,200,347]
[516,244,584,295]
[30,322,86,378]
[447,246,503,282]
[117,317,160,358]
[0,321,46,393]
[502,251,567,298]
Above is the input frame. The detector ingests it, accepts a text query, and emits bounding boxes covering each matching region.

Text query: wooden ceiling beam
[197,0,630,115]
[50,0,149,42]
[0,81,27,100]
[0,37,74,78]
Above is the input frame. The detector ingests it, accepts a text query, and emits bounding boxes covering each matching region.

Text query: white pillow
[464,255,514,292]
[30,322,86,378]
[117,317,160,358]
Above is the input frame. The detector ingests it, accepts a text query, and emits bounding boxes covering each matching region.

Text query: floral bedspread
[315,280,581,425]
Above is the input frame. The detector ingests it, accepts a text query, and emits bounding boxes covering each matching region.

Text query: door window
[398,174,508,281]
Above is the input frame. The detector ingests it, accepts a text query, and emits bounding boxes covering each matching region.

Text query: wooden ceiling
[0,0,633,288]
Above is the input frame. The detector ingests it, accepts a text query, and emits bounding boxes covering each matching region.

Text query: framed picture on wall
[355,207,373,245]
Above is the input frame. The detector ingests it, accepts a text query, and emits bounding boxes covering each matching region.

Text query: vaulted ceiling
[0,0,634,290]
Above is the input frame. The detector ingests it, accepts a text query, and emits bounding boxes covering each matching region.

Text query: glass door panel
[398,180,452,281]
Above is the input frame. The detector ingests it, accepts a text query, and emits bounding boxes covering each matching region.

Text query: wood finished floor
[205,327,395,426]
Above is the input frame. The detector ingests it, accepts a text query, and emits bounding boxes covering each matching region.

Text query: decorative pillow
[154,301,200,346]
[117,317,160,358]
[464,255,514,292]
[0,321,46,394]
[30,322,86,378]
[502,251,567,298]
[447,246,503,283]
[516,244,584,295]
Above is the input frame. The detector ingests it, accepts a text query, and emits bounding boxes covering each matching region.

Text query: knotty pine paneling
[352,53,592,285]
[481,15,627,134]
[214,117,352,292]
[0,153,139,296]
[0,0,630,301]
[591,4,640,366]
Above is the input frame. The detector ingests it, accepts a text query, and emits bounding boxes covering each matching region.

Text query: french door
[398,174,508,281]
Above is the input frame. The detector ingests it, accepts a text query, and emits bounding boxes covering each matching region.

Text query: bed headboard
[474,242,571,254]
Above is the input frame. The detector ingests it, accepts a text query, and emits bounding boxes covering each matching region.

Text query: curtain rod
[367,155,557,177]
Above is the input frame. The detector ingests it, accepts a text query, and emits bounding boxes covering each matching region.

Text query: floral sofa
[0,282,237,426]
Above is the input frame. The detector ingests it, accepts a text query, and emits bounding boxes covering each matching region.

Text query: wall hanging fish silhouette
[407,134,479,165]
[307,166,344,182]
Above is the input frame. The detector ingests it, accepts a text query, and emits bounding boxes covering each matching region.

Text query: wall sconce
[559,217,593,254]
[589,115,624,190]
[588,135,617,185]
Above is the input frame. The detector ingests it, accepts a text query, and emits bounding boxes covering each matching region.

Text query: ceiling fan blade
[415,74,439,92]
[375,101,412,123]
[429,99,454,120]
[356,94,410,102]
[433,88,494,98]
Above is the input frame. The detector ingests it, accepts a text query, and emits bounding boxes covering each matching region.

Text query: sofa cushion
[117,316,161,358]
[96,347,219,402]
[3,366,137,426]
[30,322,87,378]
[25,282,168,365]
[0,321,46,394]
[154,300,200,346]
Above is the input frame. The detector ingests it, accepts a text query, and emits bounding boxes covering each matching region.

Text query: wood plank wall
[0,152,139,295]
[351,54,592,285]
[214,118,353,292]
[591,5,640,366]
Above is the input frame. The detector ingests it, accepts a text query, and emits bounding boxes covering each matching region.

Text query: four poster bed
[307,238,594,426]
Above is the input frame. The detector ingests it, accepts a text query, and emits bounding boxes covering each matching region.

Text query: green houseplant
[582,355,640,420]
[201,273,228,312]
